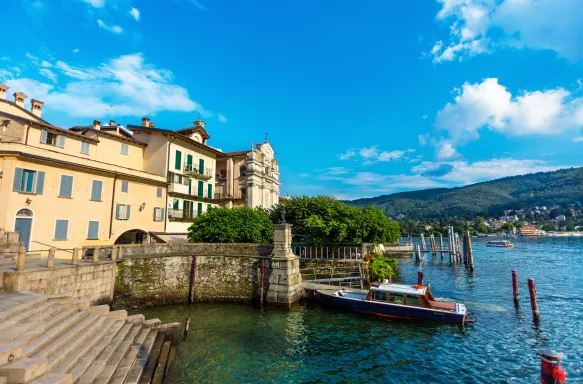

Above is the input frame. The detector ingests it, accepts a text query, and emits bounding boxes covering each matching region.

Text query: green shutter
[199,158,204,174]
[198,181,203,197]
[183,200,187,218]
[197,202,203,217]
[175,150,182,170]
[190,202,194,219]
[187,154,193,171]
[173,199,179,209]
[188,179,192,195]
[207,184,213,199]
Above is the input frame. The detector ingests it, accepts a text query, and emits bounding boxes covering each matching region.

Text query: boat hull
[317,291,465,324]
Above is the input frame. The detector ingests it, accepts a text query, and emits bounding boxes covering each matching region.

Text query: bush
[368,253,399,282]
[188,207,273,243]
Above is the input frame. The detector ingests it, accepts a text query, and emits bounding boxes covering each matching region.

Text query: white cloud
[436,141,458,160]
[378,150,406,162]
[73,49,79,53]
[430,0,583,62]
[338,149,356,160]
[217,113,227,123]
[573,137,583,142]
[299,173,309,178]
[359,146,378,159]
[5,53,202,118]
[130,7,140,21]
[40,60,52,68]
[38,68,57,82]
[422,115,428,119]
[326,167,351,175]
[82,0,105,7]
[435,78,583,144]
[97,19,123,34]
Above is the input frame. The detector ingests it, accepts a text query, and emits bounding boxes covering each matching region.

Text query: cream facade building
[0,85,167,256]
[215,140,281,209]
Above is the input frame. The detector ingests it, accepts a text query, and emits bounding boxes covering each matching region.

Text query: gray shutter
[59,175,73,197]
[35,171,45,195]
[157,187,162,198]
[91,180,102,201]
[13,168,23,192]
[57,135,65,148]
[88,221,99,239]
[121,180,128,193]
[40,130,47,144]
[161,208,165,220]
[55,220,69,240]
[116,204,121,219]
[126,205,131,220]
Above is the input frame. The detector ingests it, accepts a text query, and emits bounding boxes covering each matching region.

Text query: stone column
[266,224,303,307]
[72,248,79,265]
[16,244,26,271]
[46,248,55,268]
[92,247,100,263]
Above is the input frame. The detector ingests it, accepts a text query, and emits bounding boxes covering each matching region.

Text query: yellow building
[215,140,281,209]
[129,118,222,235]
[0,85,167,255]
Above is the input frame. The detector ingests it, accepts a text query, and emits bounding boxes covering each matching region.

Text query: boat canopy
[370,283,427,296]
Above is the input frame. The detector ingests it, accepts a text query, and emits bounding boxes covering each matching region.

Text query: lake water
[140,237,583,383]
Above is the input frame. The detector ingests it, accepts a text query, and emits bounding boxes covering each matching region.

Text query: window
[121,180,128,193]
[372,290,387,301]
[198,158,205,174]
[157,187,163,198]
[170,172,188,185]
[13,168,44,194]
[154,207,165,222]
[80,141,90,155]
[120,143,129,155]
[87,221,99,240]
[405,295,423,307]
[175,150,182,170]
[240,166,247,177]
[197,202,203,217]
[54,219,69,240]
[388,293,404,304]
[58,175,73,198]
[198,181,204,197]
[116,204,130,220]
[207,184,213,199]
[91,180,103,201]
[40,129,65,148]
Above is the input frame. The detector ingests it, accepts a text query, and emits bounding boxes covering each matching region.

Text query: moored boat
[316,272,470,324]
[486,240,513,248]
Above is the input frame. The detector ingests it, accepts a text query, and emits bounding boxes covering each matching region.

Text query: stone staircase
[0,292,180,384]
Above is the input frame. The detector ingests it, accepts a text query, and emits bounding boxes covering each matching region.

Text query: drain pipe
[109,173,119,239]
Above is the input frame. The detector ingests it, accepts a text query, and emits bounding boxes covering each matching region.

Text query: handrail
[31,241,73,253]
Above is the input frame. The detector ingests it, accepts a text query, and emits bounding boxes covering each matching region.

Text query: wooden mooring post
[439,233,444,259]
[512,270,519,308]
[188,256,197,304]
[429,235,437,257]
[420,233,426,250]
[415,245,421,263]
[455,233,462,262]
[528,278,541,323]
[466,231,474,271]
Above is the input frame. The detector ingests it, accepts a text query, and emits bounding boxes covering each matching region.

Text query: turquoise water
[139,237,583,383]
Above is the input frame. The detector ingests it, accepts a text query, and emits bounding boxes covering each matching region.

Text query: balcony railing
[214,192,247,201]
[168,209,200,221]
[183,164,213,180]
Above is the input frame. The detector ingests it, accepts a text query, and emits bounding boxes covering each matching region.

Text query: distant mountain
[348,167,583,220]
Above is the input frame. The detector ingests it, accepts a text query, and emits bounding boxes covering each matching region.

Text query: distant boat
[486,240,513,248]
[316,275,470,324]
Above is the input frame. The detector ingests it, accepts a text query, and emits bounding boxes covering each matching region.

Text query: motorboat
[316,272,470,324]
[486,240,513,248]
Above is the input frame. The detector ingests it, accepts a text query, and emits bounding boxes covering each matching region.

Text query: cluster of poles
[413,226,475,271]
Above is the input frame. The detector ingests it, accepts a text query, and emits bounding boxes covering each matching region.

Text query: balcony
[184,164,213,180]
[214,192,247,201]
[168,209,200,222]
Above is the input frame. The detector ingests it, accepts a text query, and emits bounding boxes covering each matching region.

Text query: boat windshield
[388,293,404,304]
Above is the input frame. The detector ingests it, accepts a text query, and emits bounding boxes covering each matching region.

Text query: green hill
[348,167,583,219]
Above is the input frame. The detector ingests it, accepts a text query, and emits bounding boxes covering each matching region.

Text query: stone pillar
[6,232,19,243]
[111,246,118,261]
[0,228,5,242]
[46,248,55,268]
[16,244,26,271]
[72,247,79,265]
[92,247,100,263]
[266,224,303,307]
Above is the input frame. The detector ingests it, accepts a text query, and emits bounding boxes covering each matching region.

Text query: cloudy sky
[2,0,583,199]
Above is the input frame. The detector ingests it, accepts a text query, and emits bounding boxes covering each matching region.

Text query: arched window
[240,166,247,177]
[16,209,33,217]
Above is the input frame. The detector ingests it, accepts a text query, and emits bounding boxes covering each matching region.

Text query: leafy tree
[542,223,555,232]
[269,195,400,245]
[515,220,524,229]
[475,223,489,233]
[501,222,515,232]
[188,207,273,243]
[368,254,399,282]
[475,216,485,225]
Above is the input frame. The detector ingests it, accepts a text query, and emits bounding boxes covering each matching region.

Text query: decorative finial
[251,141,254,150]
[280,208,286,224]
[265,132,269,142]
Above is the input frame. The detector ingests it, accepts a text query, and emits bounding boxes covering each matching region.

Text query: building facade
[215,140,281,209]
[0,86,167,255]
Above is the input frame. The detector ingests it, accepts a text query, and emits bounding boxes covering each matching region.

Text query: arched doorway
[14,208,33,251]
[114,229,148,245]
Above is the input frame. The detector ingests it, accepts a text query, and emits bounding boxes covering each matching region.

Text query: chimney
[93,120,101,130]
[149,123,155,128]
[0,84,8,100]
[141,117,150,127]
[13,92,27,108]
[194,117,206,129]
[109,120,116,126]
[30,99,44,118]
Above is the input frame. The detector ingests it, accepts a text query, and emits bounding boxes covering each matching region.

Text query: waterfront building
[0,87,166,255]
[555,215,566,221]
[128,118,223,234]
[215,139,281,209]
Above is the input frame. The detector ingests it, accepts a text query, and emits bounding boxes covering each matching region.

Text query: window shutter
[197,202,202,217]
[35,171,45,195]
[40,130,48,144]
[153,208,157,221]
[88,221,99,239]
[157,187,162,198]
[182,200,187,214]
[198,181,203,197]
[161,208,165,221]
[175,150,182,170]
[187,154,193,170]
[173,199,179,210]
[116,204,121,219]
[188,179,192,195]
[80,142,89,154]
[91,180,102,201]
[55,220,69,240]
[121,180,128,193]
[13,168,23,192]
[208,184,213,199]
[126,205,131,219]
[57,135,65,148]
[190,202,194,218]
[199,158,204,174]
[59,175,73,197]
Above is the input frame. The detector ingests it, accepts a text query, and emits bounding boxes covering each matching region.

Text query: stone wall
[2,261,115,303]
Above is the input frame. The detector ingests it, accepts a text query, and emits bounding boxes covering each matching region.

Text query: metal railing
[214,192,247,200]
[300,265,364,288]
[293,244,366,260]
[168,209,200,220]
[184,164,213,178]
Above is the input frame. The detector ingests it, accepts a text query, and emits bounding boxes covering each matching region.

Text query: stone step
[0,302,57,332]
[0,322,40,344]
[29,373,72,384]
[29,313,98,361]
[0,297,46,323]
[77,323,134,384]
[63,320,126,382]
[107,346,140,384]
[137,333,165,384]
[51,318,116,375]
[91,325,143,384]
[0,358,48,384]
[124,330,158,384]
[0,306,78,366]
[43,315,107,370]
[22,311,87,357]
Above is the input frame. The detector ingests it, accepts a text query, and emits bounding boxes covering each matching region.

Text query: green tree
[501,222,515,232]
[475,216,485,226]
[269,195,400,244]
[188,207,273,243]
[368,254,399,282]
[542,223,555,232]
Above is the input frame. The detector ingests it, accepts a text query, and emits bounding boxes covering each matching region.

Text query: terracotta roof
[0,98,52,125]
[127,124,223,156]
[70,127,147,147]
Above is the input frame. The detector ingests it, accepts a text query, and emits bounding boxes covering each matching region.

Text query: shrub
[368,253,399,282]
[187,207,273,243]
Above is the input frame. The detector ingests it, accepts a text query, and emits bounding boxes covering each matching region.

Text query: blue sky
[1,0,583,199]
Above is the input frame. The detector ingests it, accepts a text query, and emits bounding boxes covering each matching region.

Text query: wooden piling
[512,270,519,308]
[188,256,197,304]
[430,235,437,257]
[455,233,462,262]
[528,278,540,323]
[466,231,474,271]
[420,233,426,250]
[46,248,55,268]
[183,317,190,340]
[439,233,444,259]
[415,245,421,263]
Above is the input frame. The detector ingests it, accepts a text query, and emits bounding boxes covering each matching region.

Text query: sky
[1,0,583,200]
